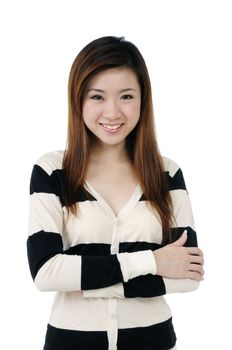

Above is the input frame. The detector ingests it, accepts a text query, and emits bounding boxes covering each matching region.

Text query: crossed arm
[83,230,204,299]
[27,162,204,299]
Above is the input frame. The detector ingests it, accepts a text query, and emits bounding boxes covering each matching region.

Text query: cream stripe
[171,189,196,229]
[48,294,172,331]
[34,254,82,292]
[28,192,63,236]
[162,156,179,177]
[164,277,200,293]
[35,150,64,175]
[83,283,124,299]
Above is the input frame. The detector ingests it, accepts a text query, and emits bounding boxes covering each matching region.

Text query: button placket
[110,219,121,255]
[108,299,118,350]
[107,219,122,349]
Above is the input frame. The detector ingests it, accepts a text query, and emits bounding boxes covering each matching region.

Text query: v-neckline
[84,180,143,219]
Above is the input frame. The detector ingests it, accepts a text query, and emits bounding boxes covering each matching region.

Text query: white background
[0,0,231,349]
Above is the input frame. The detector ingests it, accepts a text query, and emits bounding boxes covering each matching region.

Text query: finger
[187,247,204,256]
[189,255,204,265]
[189,264,205,276]
[171,230,188,247]
[187,271,204,281]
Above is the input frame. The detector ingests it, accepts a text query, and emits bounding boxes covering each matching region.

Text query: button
[111,246,118,254]
[110,313,117,320]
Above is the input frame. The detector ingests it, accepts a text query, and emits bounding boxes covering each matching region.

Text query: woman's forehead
[86,67,140,91]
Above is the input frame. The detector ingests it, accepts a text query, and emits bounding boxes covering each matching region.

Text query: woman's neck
[89,142,130,166]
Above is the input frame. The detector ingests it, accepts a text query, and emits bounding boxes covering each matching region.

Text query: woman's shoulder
[161,155,181,178]
[34,150,65,175]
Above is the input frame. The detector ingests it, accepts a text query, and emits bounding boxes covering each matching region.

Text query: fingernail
[183,230,187,236]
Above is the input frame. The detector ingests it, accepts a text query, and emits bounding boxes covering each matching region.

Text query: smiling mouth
[99,123,124,132]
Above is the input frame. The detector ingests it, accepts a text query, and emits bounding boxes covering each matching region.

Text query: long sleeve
[83,236,199,299]
[26,158,157,293]
[83,161,200,299]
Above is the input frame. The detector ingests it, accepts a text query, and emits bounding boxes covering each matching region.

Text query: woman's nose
[102,99,121,119]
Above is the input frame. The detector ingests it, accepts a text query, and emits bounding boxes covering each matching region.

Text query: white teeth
[102,124,122,130]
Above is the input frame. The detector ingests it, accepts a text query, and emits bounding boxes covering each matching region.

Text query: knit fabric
[27,150,199,350]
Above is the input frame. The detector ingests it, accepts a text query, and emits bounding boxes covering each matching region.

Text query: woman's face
[82,67,141,149]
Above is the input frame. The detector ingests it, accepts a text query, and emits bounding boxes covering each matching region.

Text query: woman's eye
[121,94,133,100]
[90,95,104,100]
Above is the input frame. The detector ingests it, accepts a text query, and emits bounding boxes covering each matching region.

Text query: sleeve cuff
[117,250,157,282]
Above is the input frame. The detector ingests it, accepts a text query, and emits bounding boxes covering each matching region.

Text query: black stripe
[81,254,123,290]
[171,226,198,247]
[139,169,187,202]
[65,241,160,256]
[30,165,56,195]
[30,165,96,206]
[43,324,108,350]
[43,319,176,350]
[27,231,63,280]
[123,274,166,298]
[165,168,187,191]
[117,317,176,350]
[65,243,110,256]
[119,241,161,252]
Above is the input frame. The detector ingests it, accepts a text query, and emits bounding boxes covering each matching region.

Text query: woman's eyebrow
[86,88,137,93]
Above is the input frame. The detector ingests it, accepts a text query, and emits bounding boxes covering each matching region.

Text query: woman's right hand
[153,231,204,281]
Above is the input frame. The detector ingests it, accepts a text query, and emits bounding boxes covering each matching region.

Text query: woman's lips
[100,123,124,133]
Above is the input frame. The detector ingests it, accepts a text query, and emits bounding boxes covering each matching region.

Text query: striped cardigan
[27,150,199,350]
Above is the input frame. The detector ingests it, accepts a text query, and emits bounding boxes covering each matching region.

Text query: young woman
[27,36,204,350]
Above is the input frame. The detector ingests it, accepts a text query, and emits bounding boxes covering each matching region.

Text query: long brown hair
[63,36,173,244]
